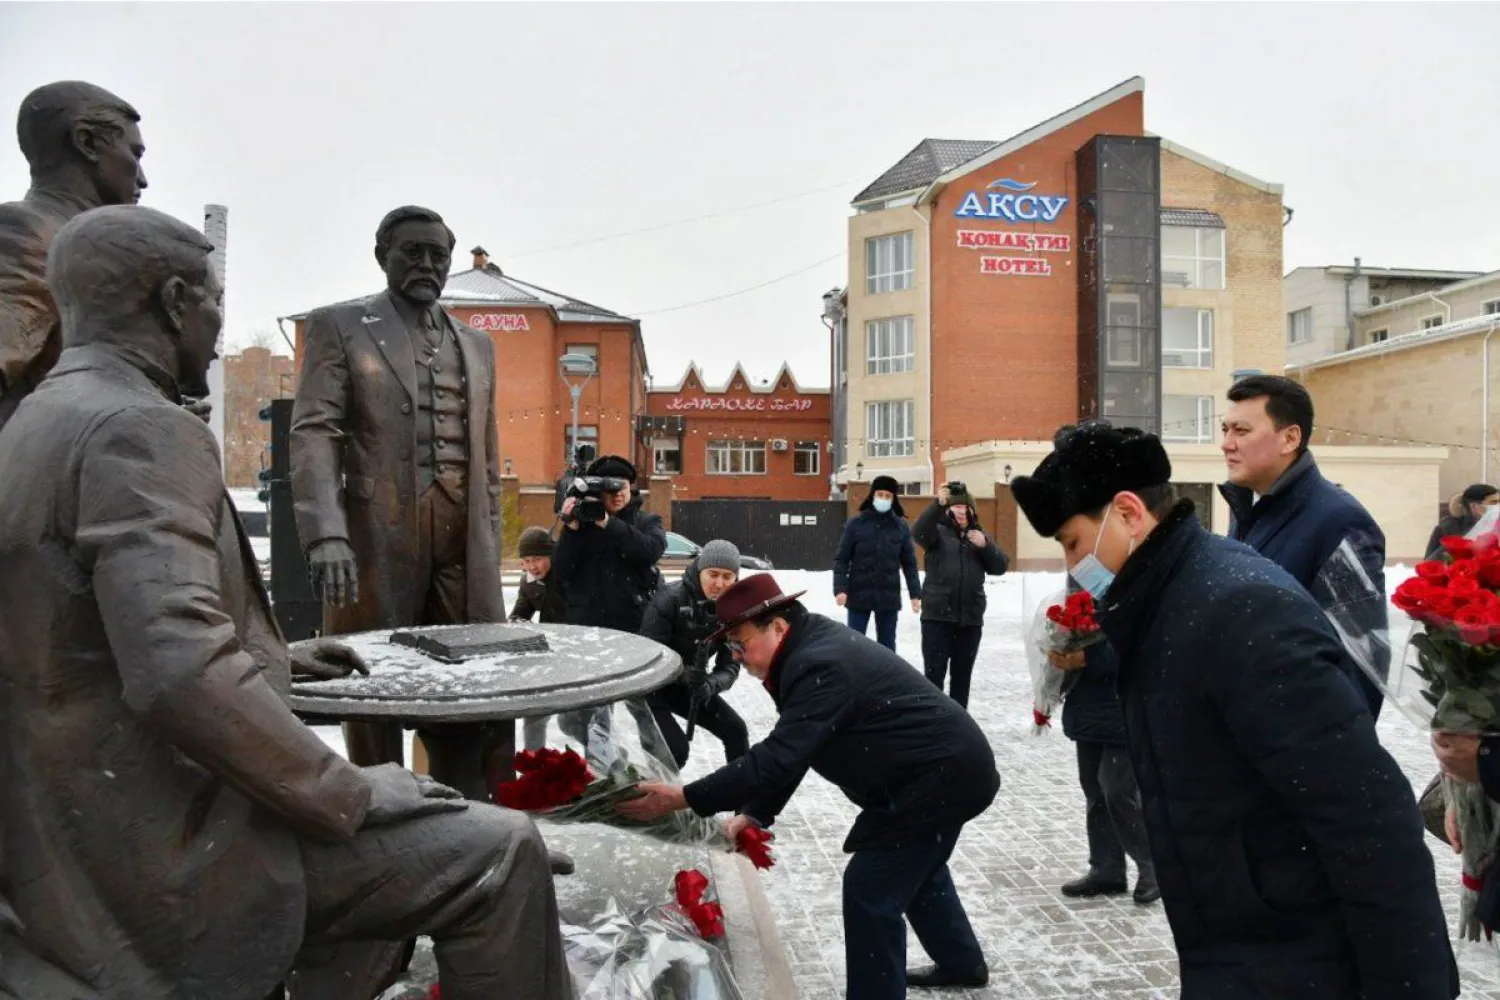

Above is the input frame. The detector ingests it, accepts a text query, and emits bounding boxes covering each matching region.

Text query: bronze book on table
[389,624,550,663]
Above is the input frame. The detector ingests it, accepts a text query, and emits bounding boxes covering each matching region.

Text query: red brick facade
[645,364,832,500]
[928,92,1145,481]
[223,346,295,487]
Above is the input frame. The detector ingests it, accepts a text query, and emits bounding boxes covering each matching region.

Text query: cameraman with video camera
[912,481,1008,709]
[554,453,667,633]
[640,540,750,768]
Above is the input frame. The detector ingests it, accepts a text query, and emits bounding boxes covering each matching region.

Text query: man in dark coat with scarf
[911,482,1007,707]
[1013,420,1456,1000]
[639,540,750,767]
[833,475,921,652]
[618,574,998,998]
[1219,375,1388,717]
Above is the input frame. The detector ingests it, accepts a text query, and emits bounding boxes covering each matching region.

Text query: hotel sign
[664,397,814,413]
[954,178,1069,224]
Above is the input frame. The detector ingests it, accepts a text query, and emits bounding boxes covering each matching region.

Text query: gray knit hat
[518,526,555,558]
[697,539,741,575]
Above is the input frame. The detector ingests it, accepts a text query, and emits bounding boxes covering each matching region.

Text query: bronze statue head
[17,81,146,206]
[49,206,221,397]
[374,205,455,307]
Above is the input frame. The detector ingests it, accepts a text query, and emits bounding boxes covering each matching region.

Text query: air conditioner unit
[770,439,789,452]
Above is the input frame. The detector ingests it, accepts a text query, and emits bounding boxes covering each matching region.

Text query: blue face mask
[1070,506,1134,600]
[872,497,893,514]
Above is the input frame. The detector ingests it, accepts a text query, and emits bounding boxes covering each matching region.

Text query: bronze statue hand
[182,396,212,424]
[290,637,369,680]
[359,763,469,828]
[307,538,359,607]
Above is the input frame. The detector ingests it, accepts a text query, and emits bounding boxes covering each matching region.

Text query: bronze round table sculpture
[291,622,682,803]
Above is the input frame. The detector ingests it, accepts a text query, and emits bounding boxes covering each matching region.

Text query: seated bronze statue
[0,205,572,1000]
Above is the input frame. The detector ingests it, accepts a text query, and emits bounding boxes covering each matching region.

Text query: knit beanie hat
[518,526,555,558]
[697,539,741,575]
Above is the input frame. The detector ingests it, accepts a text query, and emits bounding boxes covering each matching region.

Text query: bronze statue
[291,205,507,771]
[0,81,146,431]
[0,205,570,1000]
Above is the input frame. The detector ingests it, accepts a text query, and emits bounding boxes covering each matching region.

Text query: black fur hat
[587,454,637,483]
[1012,422,1172,538]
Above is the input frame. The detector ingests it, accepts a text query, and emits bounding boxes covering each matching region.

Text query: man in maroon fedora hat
[619,574,999,998]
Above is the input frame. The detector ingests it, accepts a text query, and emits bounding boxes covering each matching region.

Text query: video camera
[561,474,629,525]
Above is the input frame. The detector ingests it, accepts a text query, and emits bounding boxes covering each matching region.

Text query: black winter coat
[1100,501,1456,1000]
[1427,513,1478,561]
[1060,639,1125,746]
[911,501,1007,627]
[639,556,740,697]
[684,611,999,852]
[832,507,920,612]
[509,570,566,624]
[1220,452,1388,717]
[553,498,667,633]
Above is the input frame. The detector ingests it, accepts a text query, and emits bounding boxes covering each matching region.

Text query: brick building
[223,345,295,487]
[836,75,1287,495]
[644,363,832,500]
[288,248,647,487]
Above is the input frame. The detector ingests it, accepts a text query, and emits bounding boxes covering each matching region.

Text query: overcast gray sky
[2,2,1496,388]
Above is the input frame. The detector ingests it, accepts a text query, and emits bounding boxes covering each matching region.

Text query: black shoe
[1060,875,1128,899]
[906,964,989,988]
[1133,876,1161,905]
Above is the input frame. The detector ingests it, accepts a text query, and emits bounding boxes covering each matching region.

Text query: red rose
[736,826,776,870]
[1046,604,1067,625]
[1451,559,1481,580]
[1416,561,1451,585]
[1443,537,1478,560]
[1455,606,1496,646]
[1450,576,1482,598]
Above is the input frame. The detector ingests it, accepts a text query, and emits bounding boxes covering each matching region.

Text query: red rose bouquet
[1025,587,1106,734]
[1382,520,1500,941]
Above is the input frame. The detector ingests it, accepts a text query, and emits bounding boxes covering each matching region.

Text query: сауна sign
[954,178,1069,224]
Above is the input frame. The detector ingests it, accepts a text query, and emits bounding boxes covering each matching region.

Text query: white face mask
[872,497,893,514]
[1070,505,1135,600]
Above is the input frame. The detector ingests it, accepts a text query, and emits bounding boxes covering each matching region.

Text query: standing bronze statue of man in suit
[291,206,507,779]
[0,80,147,432]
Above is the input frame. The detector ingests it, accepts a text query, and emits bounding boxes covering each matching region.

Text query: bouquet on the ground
[1024,588,1105,735]
[1338,509,1500,940]
[561,872,747,1000]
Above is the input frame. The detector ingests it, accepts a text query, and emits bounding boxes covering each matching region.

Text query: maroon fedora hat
[707,574,807,643]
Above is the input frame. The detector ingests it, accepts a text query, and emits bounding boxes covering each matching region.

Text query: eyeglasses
[724,638,747,657]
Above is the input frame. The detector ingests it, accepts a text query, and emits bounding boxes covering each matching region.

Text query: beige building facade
[1283,265,1481,367]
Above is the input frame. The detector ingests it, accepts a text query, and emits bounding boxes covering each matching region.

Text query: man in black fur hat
[1011,421,1456,1000]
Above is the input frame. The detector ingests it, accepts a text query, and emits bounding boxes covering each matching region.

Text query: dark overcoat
[0,345,371,999]
[910,500,1008,627]
[1100,501,1455,999]
[290,289,506,631]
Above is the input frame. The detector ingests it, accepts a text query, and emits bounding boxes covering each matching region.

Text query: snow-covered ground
[320,567,1500,999]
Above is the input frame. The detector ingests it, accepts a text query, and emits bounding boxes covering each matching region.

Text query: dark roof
[283,264,635,324]
[1160,208,1225,229]
[853,138,996,204]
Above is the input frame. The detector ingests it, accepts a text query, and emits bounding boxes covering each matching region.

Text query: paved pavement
[673,569,1500,999]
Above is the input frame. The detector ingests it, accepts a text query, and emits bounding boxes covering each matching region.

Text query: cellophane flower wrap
[1361,509,1500,941]
[559,870,747,1000]
[1024,587,1105,735]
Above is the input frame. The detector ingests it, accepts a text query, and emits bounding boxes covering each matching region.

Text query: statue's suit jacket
[290,289,506,633]
[0,344,372,999]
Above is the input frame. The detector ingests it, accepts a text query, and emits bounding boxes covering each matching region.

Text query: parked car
[659,531,773,576]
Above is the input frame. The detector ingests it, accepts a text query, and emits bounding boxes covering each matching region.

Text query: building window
[1420,314,1445,331]
[1484,300,1500,316]
[1287,307,1313,345]
[1162,395,1214,444]
[866,316,914,374]
[1106,327,1142,367]
[1161,225,1225,289]
[565,343,599,374]
[706,440,766,475]
[1162,308,1213,369]
[653,437,681,475]
[1369,329,1389,344]
[866,400,914,458]
[563,425,599,467]
[794,441,821,476]
[865,232,914,294]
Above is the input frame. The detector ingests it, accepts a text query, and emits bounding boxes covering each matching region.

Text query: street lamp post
[558,351,598,468]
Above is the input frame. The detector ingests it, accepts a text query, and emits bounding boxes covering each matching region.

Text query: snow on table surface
[323,567,1500,1000]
